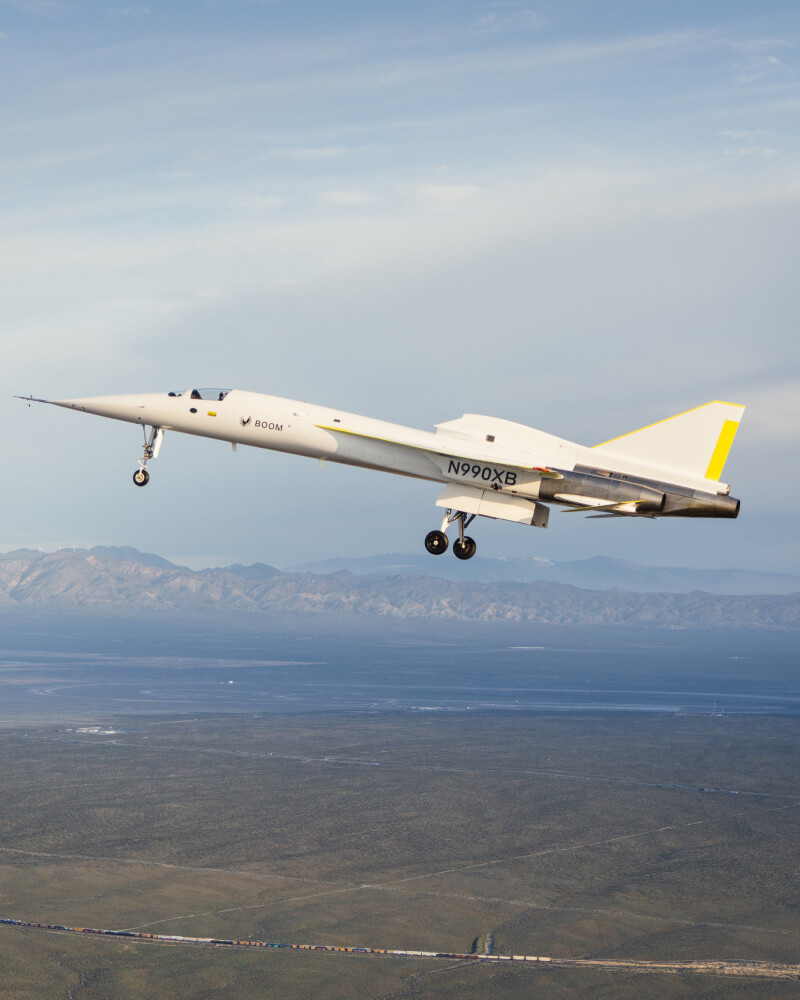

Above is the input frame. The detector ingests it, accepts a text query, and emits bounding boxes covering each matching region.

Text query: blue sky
[3,0,799,572]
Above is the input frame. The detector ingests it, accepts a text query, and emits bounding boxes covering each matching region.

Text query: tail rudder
[591,401,745,489]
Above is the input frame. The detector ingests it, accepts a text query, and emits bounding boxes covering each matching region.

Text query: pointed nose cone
[54,393,153,422]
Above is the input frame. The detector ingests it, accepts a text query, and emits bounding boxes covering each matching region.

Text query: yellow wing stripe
[705,419,740,481]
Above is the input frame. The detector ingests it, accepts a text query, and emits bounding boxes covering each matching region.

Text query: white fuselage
[54,389,583,501]
[34,388,741,532]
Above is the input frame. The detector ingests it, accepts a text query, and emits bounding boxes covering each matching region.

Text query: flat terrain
[1,711,799,999]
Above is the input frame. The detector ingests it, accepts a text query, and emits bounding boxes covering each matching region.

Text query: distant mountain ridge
[0,547,796,629]
[290,552,800,595]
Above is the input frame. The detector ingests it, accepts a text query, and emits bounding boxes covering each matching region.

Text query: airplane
[18,389,743,560]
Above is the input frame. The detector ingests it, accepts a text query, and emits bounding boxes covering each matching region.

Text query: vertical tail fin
[591,401,745,488]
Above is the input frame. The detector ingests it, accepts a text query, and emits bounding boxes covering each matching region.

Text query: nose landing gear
[425,509,477,560]
[133,425,163,487]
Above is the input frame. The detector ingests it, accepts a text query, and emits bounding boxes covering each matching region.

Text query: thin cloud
[740,379,800,442]
[719,129,775,140]
[2,0,65,11]
[249,144,387,163]
[319,189,373,206]
[734,51,785,86]
[8,30,711,138]
[106,6,153,15]
[416,183,481,207]
[250,146,348,161]
[476,7,547,32]
[230,194,285,212]
[0,144,133,174]
[723,146,777,158]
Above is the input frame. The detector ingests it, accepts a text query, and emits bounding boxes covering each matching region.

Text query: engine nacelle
[661,492,740,518]
[539,470,666,513]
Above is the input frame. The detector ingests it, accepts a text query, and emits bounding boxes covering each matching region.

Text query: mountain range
[290,553,800,595]
[0,547,796,629]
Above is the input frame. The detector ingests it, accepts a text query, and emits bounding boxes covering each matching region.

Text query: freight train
[1,918,550,962]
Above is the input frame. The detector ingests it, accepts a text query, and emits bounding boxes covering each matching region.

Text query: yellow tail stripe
[705,420,740,481]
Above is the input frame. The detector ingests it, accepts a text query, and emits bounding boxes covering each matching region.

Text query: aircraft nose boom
[55,394,155,423]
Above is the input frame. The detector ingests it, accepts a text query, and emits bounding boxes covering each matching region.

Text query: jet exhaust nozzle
[663,493,740,518]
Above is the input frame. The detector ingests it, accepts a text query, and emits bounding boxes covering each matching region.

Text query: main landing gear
[425,509,477,560]
[133,425,163,487]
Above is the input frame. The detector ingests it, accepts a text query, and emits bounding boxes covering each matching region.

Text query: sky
[3,0,799,573]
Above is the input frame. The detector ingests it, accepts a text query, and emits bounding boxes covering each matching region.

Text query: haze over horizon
[4,0,799,572]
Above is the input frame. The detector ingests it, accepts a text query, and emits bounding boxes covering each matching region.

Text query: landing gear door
[436,484,549,528]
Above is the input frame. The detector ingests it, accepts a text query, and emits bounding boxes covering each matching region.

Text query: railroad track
[3,918,798,980]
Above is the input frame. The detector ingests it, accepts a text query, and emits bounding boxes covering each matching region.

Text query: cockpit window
[191,388,229,401]
[168,388,230,400]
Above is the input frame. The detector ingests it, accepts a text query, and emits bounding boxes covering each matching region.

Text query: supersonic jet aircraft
[19,390,743,560]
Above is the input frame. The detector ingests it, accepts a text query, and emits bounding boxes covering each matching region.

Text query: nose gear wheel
[132,425,163,487]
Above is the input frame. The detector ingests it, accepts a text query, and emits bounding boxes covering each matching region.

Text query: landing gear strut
[133,425,163,487]
[425,508,477,560]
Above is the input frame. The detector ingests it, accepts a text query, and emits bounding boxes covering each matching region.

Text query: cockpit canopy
[168,388,230,401]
